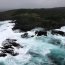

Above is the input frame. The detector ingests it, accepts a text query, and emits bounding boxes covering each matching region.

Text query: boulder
[21,32,34,38]
[21,33,28,38]
[35,31,47,36]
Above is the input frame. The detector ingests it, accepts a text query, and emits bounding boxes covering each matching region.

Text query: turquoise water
[0,20,65,65]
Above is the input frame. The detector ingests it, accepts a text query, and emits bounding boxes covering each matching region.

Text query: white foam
[0,20,65,65]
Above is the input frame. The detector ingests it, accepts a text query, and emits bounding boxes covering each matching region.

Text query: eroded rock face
[51,30,65,36]
[0,39,23,57]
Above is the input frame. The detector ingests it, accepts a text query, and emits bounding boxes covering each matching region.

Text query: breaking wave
[0,20,65,65]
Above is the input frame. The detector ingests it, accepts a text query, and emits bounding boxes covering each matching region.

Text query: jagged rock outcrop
[0,39,23,57]
[51,30,65,36]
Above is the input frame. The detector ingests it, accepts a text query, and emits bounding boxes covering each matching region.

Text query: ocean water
[0,20,65,65]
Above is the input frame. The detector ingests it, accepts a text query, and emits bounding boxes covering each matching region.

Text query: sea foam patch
[0,20,65,65]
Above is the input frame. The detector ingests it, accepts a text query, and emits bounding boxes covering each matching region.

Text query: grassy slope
[0,7,65,31]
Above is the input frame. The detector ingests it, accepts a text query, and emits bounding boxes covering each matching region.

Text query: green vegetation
[0,7,65,31]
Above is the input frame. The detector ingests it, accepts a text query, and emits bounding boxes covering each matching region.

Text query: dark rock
[2,39,23,48]
[35,31,47,36]
[51,30,65,36]
[1,48,19,56]
[21,33,28,38]
[12,53,19,56]
[0,53,7,57]
[1,8,65,31]
[2,43,13,49]
[10,42,23,48]
[0,39,23,57]
[5,39,17,43]
[7,39,17,41]
[1,46,14,49]
[31,35,34,37]
[1,48,14,54]
[21,32,34,38]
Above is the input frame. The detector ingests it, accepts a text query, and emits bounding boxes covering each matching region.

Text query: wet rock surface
[21,33,29,38]
[51,30,65,36]
[21,32,34,38]
[21,29,65,38]
[0,53,7,57]
[35,30,47,36]
[0,39,23,57]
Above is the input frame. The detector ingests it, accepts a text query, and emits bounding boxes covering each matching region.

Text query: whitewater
[0,20,65,65]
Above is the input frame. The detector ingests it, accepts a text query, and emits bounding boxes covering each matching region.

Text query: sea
[0,20,65,65]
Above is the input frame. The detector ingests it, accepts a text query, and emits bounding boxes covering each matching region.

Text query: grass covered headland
[0,7,65,31]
